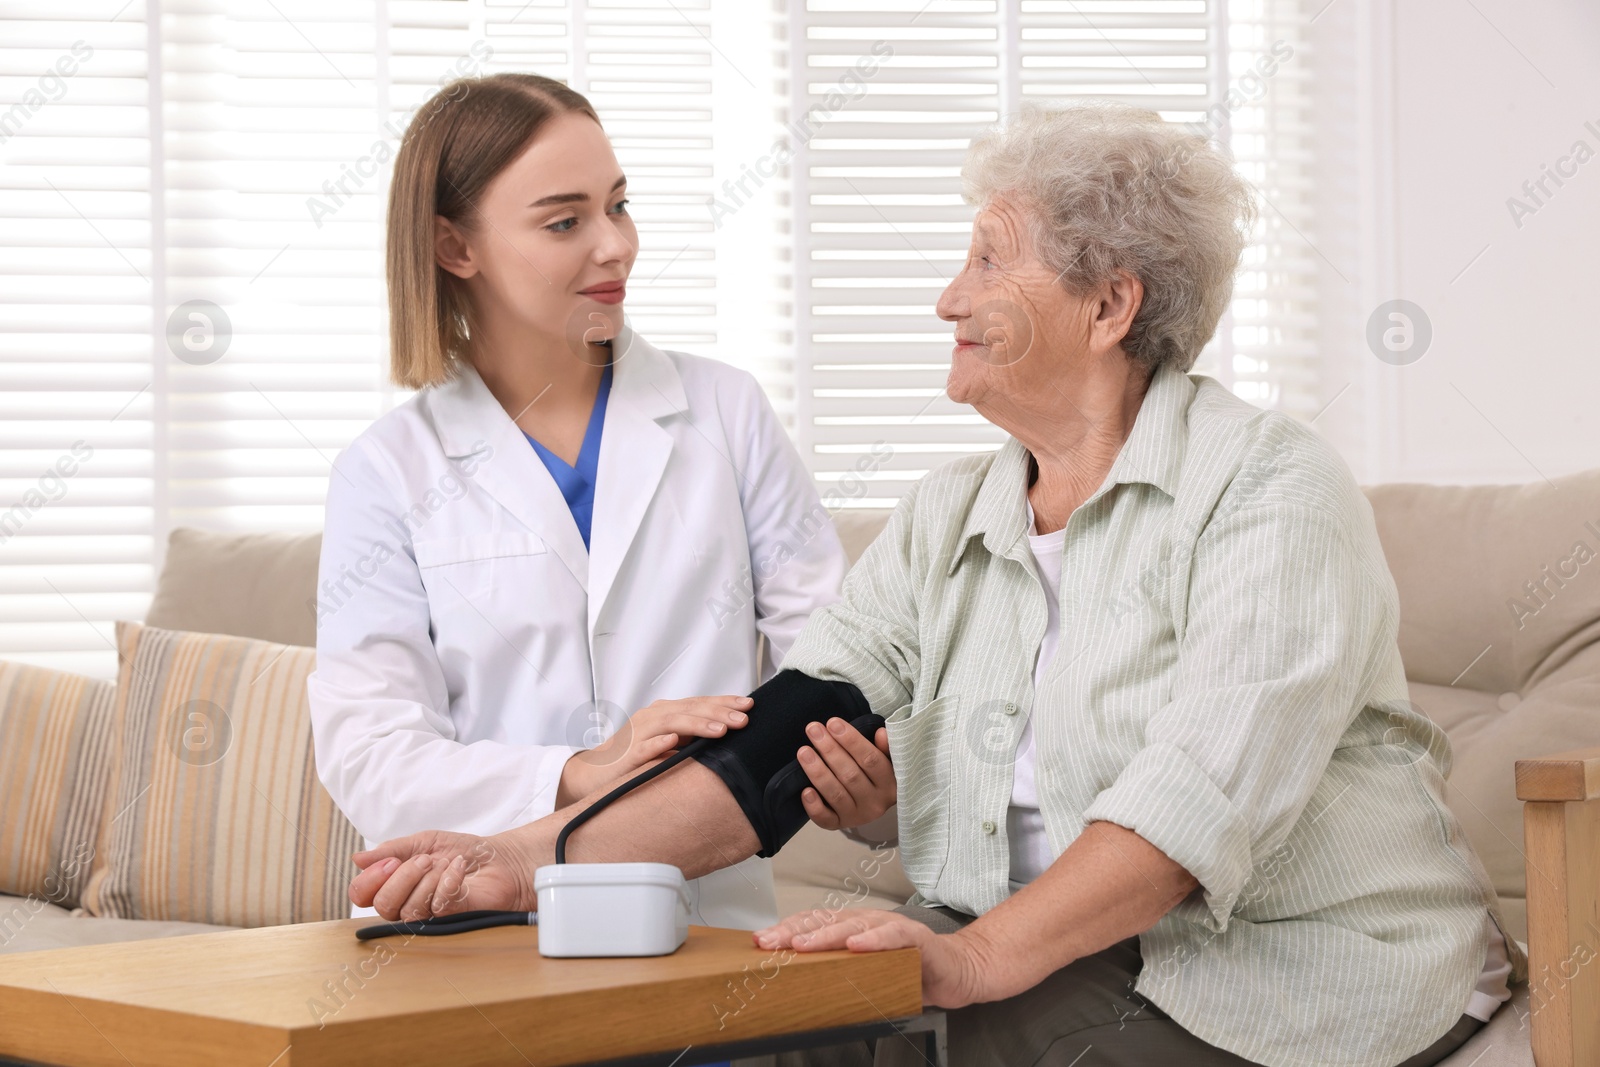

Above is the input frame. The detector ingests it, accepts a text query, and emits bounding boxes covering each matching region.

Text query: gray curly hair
[961,101,1258,373]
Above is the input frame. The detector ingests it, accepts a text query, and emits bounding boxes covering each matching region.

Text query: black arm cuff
[689,669,878,858]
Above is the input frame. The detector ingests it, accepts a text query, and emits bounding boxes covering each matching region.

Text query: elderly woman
[348,103,1523,1067]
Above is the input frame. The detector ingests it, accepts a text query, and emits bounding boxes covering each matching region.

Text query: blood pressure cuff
[689,668,882,859]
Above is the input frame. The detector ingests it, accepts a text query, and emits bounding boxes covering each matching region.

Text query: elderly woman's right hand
[800,720,896,831]
[351,830,531,921]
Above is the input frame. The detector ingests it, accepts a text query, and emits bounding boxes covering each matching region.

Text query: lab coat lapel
[587,326,688,635]
[425,359,592,591]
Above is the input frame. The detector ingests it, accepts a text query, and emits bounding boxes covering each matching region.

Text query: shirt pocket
[884,693,955,892]
[412,532,550,603]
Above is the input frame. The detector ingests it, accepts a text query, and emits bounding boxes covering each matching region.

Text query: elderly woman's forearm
[956,820,1199,1003]
[499,758,763,899]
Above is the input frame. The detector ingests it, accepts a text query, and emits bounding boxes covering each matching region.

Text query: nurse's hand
[557,694,754,806]
[350,829,531,921]
[799,721,896,830]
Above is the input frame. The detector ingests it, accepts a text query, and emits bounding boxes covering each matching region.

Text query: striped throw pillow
[0,661,116,910]
[81,622,360,927]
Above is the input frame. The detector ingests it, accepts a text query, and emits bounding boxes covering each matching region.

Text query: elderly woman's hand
[798,720,896,831]
[350,830,532,921]
[753,907,993,1009]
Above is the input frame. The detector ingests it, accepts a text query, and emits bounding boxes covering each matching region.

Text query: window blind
[788,0,1318,508]
[2,1,157,678]
[0,0,777,677]
[0,0,1313,676]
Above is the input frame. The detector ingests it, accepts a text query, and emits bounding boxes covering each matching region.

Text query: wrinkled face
[437,111,639,362]
[935,195,1099,416]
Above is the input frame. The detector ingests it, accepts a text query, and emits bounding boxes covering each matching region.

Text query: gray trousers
[766,904,1485,1067]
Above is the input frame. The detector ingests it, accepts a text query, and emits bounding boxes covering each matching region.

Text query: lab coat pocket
[883,694,954,893]
[413,532,550,604]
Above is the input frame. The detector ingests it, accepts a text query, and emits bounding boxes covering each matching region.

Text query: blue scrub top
[522,361,613,550]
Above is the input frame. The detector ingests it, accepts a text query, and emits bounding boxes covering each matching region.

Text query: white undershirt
[1006,509,1064,887]
[1013,501,1512,1023]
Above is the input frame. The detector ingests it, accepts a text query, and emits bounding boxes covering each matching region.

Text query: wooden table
[0,920,942,1067]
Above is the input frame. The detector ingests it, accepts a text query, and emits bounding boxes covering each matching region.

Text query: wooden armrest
[1517,746,1600,1067]
[1516,746,1600,802]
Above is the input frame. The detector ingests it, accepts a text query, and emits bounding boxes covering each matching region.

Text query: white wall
[1310,0,1600,486]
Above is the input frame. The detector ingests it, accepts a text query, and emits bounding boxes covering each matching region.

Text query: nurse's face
[435,110,639,362]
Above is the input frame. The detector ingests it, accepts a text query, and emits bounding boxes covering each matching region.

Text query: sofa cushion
[1418,676,1600,944]
[770,822,915,918]
[80,621,359,927]
[831,508,893,567]
[1366,473,1600,945]
[1364,471,1600,694]
[0,893,232,955]
[144,527,321,649]
[0,663,116,909]
[1434,980,1532,1066]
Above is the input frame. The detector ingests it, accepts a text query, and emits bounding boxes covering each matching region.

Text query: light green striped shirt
[783,363,1526,1067]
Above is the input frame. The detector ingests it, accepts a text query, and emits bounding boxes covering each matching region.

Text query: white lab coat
[307,326,848,929]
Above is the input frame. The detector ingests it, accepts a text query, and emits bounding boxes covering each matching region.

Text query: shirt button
[1003,702,1018,716]
[981,819,996,834]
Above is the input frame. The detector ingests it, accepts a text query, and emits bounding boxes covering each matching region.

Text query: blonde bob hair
[961,101,1258,373]
[385,73,599,389]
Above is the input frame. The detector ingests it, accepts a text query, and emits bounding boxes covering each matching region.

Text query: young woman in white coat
[307,72,850,931]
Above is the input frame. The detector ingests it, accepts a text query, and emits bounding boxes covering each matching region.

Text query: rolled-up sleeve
[1081,500,1398,932]
[725,370,849,679]
[779,485,923,717]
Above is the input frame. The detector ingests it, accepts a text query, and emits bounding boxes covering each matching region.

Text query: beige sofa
[6,468,1600,1066]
